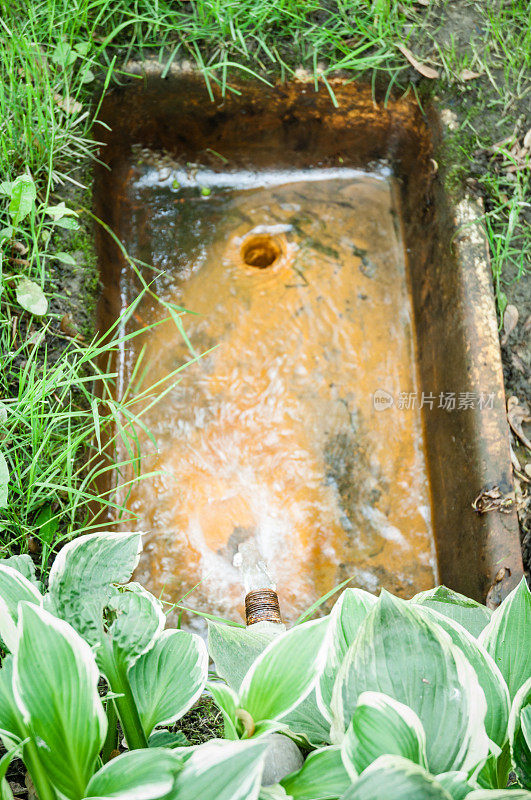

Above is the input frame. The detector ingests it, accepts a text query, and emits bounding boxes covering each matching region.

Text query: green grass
[0,0,528,575]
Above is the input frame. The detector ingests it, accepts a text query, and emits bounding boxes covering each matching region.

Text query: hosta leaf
[46,531,143,645]
[14,603,106,800]
[412,586,492,638]
[15,278,48,317]
[129,629,208,737]
[416,606,510,748]
[341,692,427,779]
[260,787,291,800]
[435,771,479,800]
[0,564,42,652]
[208,622,281,691]
[282,691,332,747]
[466,791,531,798]
[479,578,531,701]
[148,730,189,748]
[509,677,531,789]
[280,745,350,799]
[317,589,377,721]
[8,176,36,225]
[0,452,8,509]
[331,592,490,775]
[1,555,39,588]
[342,755,453,800]
[106,583,165,664]
[208,681,239,739]
[84,748,182,800]
[240,618,328,724]
[171,738,268,800]
[0,657,26,749]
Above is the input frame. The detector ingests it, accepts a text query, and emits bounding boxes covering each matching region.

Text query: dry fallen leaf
[472,486,515,514]
[507,396,531,451]
[525,463,531,479]
[397,44,440,79]
[459,69,482,81]
[53,92,82,115]
[523,128,531,152]
[501,303,519,344]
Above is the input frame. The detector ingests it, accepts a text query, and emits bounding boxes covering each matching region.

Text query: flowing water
[110,155,437,628]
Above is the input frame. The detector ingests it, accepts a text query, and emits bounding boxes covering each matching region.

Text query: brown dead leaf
[501,303,519,344]
[525,463,531,479]
[507,396,531,451]
[511,353,526,374]
[472,486,515,514]
[523,128,531,152]
[60,313,84,340]
[397,44,440,79]
[459,69,482,81]
[53,92,82,115]
[415,0,430,5]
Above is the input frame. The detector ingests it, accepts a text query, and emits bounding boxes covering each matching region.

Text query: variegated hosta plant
[209,581,531,800]
[1,532,530,800]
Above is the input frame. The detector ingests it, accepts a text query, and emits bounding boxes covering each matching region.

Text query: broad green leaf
[79,66,95,84]
[416,606,510,748]
[148,730,189,748]
[45,201,78,221]
[14,603,106,800]
[466,791,531,798]
[282,691,332,747]
[240,618,328,724]
[412,586,492,638]
[0,564,42,651]
[317,589,377,721]
[341,692,427,779]
[342,755,453,800]
[51,42,77,66]
[34,504,58,546]
[259,787,291,800]
[435,771,479,800]
[46,531,143,645]
[1,555,39,588]
[129,629,208,736]
[53,251,77,265]
[280,745,350,799]
[331,592,490,775]
[53,216,80,230]
[15,278,48,317]
[208,681,239,739]
[208,621,281,691]
[479,578,531,701]
[106,583,165,664]
[8,176,36,225]
[0,452,9,509]
[84,748,182,800]
[171,738,268,800]
[509,677,531,789]
[0,182,13,196]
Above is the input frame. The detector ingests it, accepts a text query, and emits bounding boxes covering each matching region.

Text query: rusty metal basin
[94,75,522,626]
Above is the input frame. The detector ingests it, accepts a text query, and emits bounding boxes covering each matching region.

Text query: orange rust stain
[117,174,437,629]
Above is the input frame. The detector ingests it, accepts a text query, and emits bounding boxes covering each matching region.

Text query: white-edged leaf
[0,452,8,509]
[208,622,281,692]
[509,677,531,789]
[1,555,39,588]
[240,618,328,724]
[129,629,208,737]
[416,605,510,748]
[84,748,182,800]
[342,755,453,799]
[208,681,240,739]
[106,583,165,664]
[341,692,427,779]
[466,791,531,798]
[331,592,490,775]
[281,691,332,747]
[435,771,479,800]
[15,278,48,317]
[412,586,492,638]
[280,745,350,799]
[171,738,268,800]
[14,603,106,800]
[46,531,143,645]
[317,589,377,722]
[0,657,26,750]
[8,176,36,225]
[260,786,291,800]
[0,564,42,652]
[479,577,531,701]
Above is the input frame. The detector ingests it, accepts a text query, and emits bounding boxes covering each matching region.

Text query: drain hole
[241,235,281,268]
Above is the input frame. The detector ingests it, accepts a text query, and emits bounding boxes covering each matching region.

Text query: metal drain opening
[241,234,281,268]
